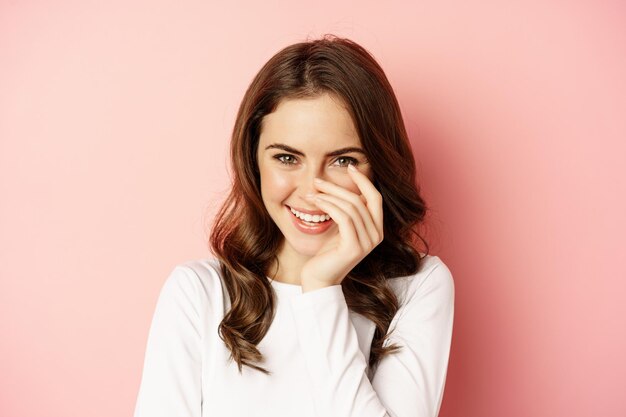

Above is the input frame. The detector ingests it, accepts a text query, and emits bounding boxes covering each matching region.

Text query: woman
[133,34,455,417]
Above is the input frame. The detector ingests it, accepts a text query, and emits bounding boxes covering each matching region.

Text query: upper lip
[287,205,327,216]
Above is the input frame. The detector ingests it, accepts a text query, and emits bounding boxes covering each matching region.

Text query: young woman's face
[257,93,374,259]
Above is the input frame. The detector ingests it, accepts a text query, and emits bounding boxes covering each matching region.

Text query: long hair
[209,34,429,375]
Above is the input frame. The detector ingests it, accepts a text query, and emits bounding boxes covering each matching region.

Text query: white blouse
[133,254,455,417]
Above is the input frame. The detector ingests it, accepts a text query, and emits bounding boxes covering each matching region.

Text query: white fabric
[133,254,455,417]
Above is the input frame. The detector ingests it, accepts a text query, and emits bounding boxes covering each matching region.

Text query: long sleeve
[289,261,455,417]
[133,266,203,417]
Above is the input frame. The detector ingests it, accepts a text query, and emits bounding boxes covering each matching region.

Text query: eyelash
[273,154,359,167]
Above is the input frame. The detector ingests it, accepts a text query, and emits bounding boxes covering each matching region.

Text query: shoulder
[414,254,454,291]
[386,254,455,307]
[161,257,227,306]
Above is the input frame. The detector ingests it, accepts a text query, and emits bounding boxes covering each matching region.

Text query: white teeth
[289,207,330,223]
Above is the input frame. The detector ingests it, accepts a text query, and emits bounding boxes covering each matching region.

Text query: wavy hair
[209,34,429,375]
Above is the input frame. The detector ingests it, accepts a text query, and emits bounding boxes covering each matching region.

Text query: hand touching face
[299,163,384,291]
[256,93,376,268]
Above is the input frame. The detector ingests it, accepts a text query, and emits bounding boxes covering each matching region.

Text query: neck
[269,239,310,285]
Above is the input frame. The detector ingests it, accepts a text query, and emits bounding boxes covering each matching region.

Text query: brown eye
[334,156,359,167]
[274,154,298,165]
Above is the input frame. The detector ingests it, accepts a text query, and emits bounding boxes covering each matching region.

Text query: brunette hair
[209,34,429,375]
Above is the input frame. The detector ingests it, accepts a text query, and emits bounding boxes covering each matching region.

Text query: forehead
[258,93,361,151]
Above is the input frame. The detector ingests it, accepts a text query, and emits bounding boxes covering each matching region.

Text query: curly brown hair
[208,34,429,375]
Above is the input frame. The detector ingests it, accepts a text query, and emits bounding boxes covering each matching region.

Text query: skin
[257,92,384,293]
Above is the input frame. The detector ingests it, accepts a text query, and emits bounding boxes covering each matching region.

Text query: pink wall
[1,1,624,416]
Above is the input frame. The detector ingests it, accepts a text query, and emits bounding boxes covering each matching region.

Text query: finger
[346,165,383,237]
[315,193,374,252]
[311,195,360,248]
[314,178,380,244]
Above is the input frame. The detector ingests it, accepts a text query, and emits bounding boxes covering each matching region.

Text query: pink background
[1,1,624,416]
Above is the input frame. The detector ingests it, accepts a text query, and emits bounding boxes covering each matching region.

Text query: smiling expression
[256,92,374,259]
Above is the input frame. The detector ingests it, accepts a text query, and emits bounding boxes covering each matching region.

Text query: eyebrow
[264,143,366,157]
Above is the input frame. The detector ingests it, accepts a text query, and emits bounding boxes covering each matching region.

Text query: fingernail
[314,178,324,183]
[348,165,357,171]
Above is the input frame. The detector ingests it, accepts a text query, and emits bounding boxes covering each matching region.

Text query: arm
[289,261,455,417]
[133,266,203,417]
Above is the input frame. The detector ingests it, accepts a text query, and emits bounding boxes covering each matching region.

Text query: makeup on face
[285,204,335,235]
[256,93,371,255]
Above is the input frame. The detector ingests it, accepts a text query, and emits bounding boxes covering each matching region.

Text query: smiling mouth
[286,205,331,223]
[285,205,335,234]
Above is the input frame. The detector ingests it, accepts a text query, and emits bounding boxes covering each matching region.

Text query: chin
[283,233,325,257]
[290,244,320,258]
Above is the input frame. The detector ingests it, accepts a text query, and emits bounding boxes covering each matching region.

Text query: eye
[334,156,359,167]
[273,153,299,165]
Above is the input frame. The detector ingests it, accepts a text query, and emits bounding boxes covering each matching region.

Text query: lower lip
[286,205,334,235]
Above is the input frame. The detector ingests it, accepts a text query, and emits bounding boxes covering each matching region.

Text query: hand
[300,164,384,292]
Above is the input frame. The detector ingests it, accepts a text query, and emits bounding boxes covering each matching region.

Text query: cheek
[260,167,294,200]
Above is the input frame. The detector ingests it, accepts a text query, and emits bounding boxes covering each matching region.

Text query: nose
[298,164,327,202]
